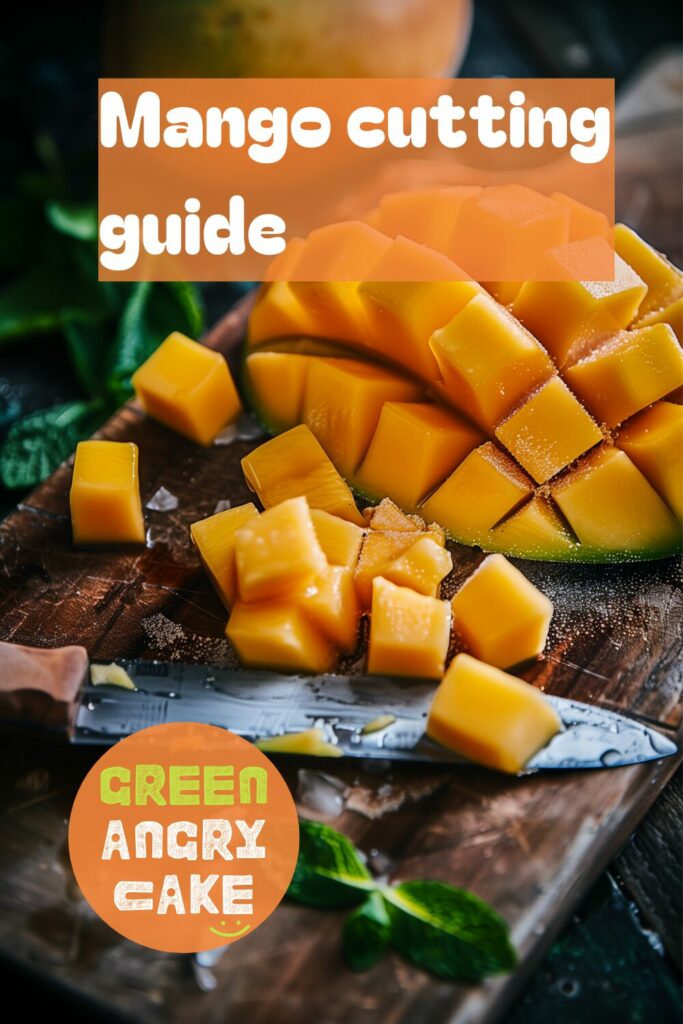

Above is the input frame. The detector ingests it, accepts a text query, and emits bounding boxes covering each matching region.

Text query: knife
[0,641,677,772]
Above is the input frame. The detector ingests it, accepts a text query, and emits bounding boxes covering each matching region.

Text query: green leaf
[62,311,112,398]
[106,281,206,400]
[45,199,98,241]
[0,399,106,490]
[383,881,517,982]
[342,891,391,971]
[287,820,375,909]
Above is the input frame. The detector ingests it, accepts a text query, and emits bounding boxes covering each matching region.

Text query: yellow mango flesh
[550,192,610,242]
[512,245,647,366]
[355,401,483,511]
[303,358,423,477]
[70,441,145,546]
[427,654,561,773]
[564,324,683,429]
[368,577,451,679]
[382,536,453,597]
[495,376,603,484]
[637,296,683,342]
[373,186,481,254]
[190,502,259,609]
[226,599,334,673]
[490,497,577,559]
[310,508,364,569]
[430,292,554,429]
[364,497,424,532]
[551,446,680,555]
[451,554,553,668]
[421,443,533,547]
[248,282,316,344]
[234,496,327,602]
[132,332,240,445]
[300,564,360,653]
[241,424,365,525]
[257,728,342,757]
[618,402,683,521]
[615,223,683,320]
[246,351,313,431]
[354,530,418,609]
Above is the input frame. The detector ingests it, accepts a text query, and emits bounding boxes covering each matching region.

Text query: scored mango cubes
[368,577,451,679]
[234,496,327,602]
[310,508,364,569]
[382,536,453,597]
[618,402,683,521]
[226,600,334,674]
[451,554,553,668]
[190,502,259,609]
[70,440,145,546]
[427,653,561,773]
[132,332,241,445]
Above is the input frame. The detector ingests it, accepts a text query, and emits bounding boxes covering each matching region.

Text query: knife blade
[71,658,678,772]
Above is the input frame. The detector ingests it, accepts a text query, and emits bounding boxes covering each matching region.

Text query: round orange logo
[68,723,299,953]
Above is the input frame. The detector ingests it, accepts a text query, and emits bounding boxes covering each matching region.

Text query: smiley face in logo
[208,919,251,939]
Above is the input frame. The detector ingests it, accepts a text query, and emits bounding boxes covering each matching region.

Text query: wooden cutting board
[0,293,680,1024]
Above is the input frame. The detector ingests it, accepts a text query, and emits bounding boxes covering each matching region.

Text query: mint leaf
[164,280,205,339]
[0,399,105,490]
[342,891,391,971]
[45,200,98,241]
[62,311,111,398]
[287,820,374,909]
[383,881,517,982]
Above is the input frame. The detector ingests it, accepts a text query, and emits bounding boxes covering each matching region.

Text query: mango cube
[421,442,533,546]
[550,193,610,242]
[491,497,577,559]
[245,351,313,431]
[551,446,680,555]
[226,600,333,673]
[355,401,483,511]
[234,496,327,602]
[132,332,241,445]
[70,441,145,546]
[368,577,451,679]
[301,565,360,653]
[354,530,419,609]
[303,358,422,477]
[190,502,259,609]
[512,243,647,365]
[615,223,683,320]
[248,282,316,344]
[382,536,453,597]
[310,508,364,569]
[364,498,424,532]
[564,324,683,429]
[374,186,481,254]
[427,653,561,773]
[637,296,683,342]
[430,293,554,429]
[257,728,342,757]
[617,402,683,521]
[359,237,480,380]
[495,376,603,483]
[241,425,364,525]
[451,554,553,668]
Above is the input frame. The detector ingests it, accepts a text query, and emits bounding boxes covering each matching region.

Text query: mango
[303,358,423,476]
[226,599,334,673]
[564,324,683,429]
[368,577,451,679]
[256,728,342,758]
[355,401,483,511]
[427,653,561,773]
[421,442,533,546]
[245,351,312,431]
[190,502,259,609]
[382,535,453,597]
[132,332,241,444]
[495,376,603,484]
[430,292,553,429]
[70,441,145,546]
[241,425,365,525]
[513,242,647,365]
[364,497,425,532]
[551,192,610,242]
[451,554,553,668]
[372,186,481,254]
[354,529,420,609]
[248,282,316,344]
[302,564,360,653]
[617,402,683,521]
[310,508,364,569]
[551,446,680,556]
[234,496,327,602]
[636,296,683,342]
[614,223,683,321]
[490,497,577,559]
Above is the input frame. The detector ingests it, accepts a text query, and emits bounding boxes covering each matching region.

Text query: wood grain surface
[0,293,680,1024]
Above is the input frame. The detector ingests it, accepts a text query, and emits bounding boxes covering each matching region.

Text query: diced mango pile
[245,199,683,562]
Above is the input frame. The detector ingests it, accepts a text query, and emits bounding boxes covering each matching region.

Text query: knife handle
[0,640,89,735]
